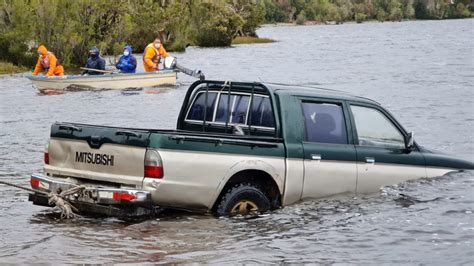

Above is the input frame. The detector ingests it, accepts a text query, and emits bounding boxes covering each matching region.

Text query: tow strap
[0,180,84,219]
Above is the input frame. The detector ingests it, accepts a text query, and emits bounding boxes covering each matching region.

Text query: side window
[186,92,217,121]
[215,94,235,123]
[231,95,250,124]
[350,105,405,149]
[250,96,275,128]
[302,102,348,144]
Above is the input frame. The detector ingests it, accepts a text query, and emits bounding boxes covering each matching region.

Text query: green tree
[295,10,307,24]
[446,0,472,18]
[0,0,36,66]
[376,9,387,21]
[431,0,451,18]
[388,0,403,21]
[326,4,343,23]
[355,12,367,23]
[190,2,244,47]
[305,0,331,21]
[262,0,287,22]
[230,0,265,37]
[414,0,431,19]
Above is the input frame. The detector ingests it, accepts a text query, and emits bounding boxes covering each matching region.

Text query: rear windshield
[185,91,275,129]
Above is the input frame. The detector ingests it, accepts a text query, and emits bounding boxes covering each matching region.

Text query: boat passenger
[116,45,137,73]
[143,37,170,72]
[32,45,64,77]
[82,46,106,75]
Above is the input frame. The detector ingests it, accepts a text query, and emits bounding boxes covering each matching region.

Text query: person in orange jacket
[143,37,170,72]
[32,45,64,76]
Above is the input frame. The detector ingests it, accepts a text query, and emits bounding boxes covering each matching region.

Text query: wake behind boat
[26,70,177,91]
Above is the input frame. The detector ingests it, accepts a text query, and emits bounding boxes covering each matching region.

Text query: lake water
[0,19,473,264]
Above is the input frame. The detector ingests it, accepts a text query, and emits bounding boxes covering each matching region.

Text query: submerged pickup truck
[29,80,474,217]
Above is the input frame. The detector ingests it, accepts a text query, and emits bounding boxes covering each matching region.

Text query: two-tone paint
[36,80,474,214]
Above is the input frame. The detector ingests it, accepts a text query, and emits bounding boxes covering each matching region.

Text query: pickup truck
[29,80,474,217]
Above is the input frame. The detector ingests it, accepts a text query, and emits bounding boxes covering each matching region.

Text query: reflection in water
[0,19,473,264]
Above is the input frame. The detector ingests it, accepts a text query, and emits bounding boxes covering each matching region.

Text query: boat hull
[26,71,177,90]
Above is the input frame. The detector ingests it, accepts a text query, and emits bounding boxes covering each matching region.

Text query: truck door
[347,104,426,194]
[300,100,357,199]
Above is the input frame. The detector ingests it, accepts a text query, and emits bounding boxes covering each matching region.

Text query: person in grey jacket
[82,46,106,75]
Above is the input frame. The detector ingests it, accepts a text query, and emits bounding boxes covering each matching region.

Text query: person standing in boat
[143,37,170,72]
[32,45,64,77]
[116,45,137,73]
[82,46,106,75]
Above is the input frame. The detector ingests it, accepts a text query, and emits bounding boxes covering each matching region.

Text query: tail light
[44,142,49,165]
[144,149,163,178]
[113,192,137,201]
[31,177,40,188]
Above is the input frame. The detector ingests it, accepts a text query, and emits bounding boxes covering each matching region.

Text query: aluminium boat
[26,70,177,91]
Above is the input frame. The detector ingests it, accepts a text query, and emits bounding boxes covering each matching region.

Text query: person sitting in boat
[116,45,137,73]
[143,37,170,72]
[82,46,106,75]
[32,45,64,77]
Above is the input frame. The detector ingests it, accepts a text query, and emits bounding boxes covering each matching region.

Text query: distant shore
[262,17,474,27]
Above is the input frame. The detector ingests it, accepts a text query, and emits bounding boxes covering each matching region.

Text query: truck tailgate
[45,123,151,187]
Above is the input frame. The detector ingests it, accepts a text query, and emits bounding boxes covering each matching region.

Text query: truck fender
[209,159,285,207]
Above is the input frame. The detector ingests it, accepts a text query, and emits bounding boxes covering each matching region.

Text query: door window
[350,105,405,149]
[302,102,348,144]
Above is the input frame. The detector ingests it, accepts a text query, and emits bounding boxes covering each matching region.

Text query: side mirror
[406,131,415,151]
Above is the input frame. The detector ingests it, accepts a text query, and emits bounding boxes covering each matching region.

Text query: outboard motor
[163,56,205,80]
[163,56,177,70]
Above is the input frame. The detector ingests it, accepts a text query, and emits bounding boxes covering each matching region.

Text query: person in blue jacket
[116,45,137,73]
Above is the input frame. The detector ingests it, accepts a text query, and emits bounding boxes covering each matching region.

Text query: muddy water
[0,19,473,264]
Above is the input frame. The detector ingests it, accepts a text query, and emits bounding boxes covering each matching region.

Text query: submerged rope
[0,180,46,195]
[0,179,84,219]
[48,185,86,219]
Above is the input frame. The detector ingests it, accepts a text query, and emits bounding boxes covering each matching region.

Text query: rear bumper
[29,173,158,217]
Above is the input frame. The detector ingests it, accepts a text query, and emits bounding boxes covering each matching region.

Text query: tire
[215,183,271,217]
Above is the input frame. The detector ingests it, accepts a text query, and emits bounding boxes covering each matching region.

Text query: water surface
[0,19,473,264]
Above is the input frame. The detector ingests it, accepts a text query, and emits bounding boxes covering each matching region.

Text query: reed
[232,37,275,45]
[0,61,28,75]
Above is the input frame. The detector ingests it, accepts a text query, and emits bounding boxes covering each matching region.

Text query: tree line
[265,0,472,25]
[0,0,472,68]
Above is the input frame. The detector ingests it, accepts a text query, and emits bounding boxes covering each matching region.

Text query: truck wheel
[215,183,270,217]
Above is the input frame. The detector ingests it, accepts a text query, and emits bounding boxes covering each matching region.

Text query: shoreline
[262,17,474,27]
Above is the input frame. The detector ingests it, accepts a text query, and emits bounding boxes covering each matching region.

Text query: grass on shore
[232,36,275,45]
[0,61,29,75]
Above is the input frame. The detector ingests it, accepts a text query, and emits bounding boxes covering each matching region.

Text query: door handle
[311,154,322,161]
[365,157,375,164]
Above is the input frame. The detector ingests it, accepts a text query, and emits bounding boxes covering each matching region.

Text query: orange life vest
[143,44,161,64]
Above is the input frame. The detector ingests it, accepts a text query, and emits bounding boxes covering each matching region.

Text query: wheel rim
[230,200,259,215]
